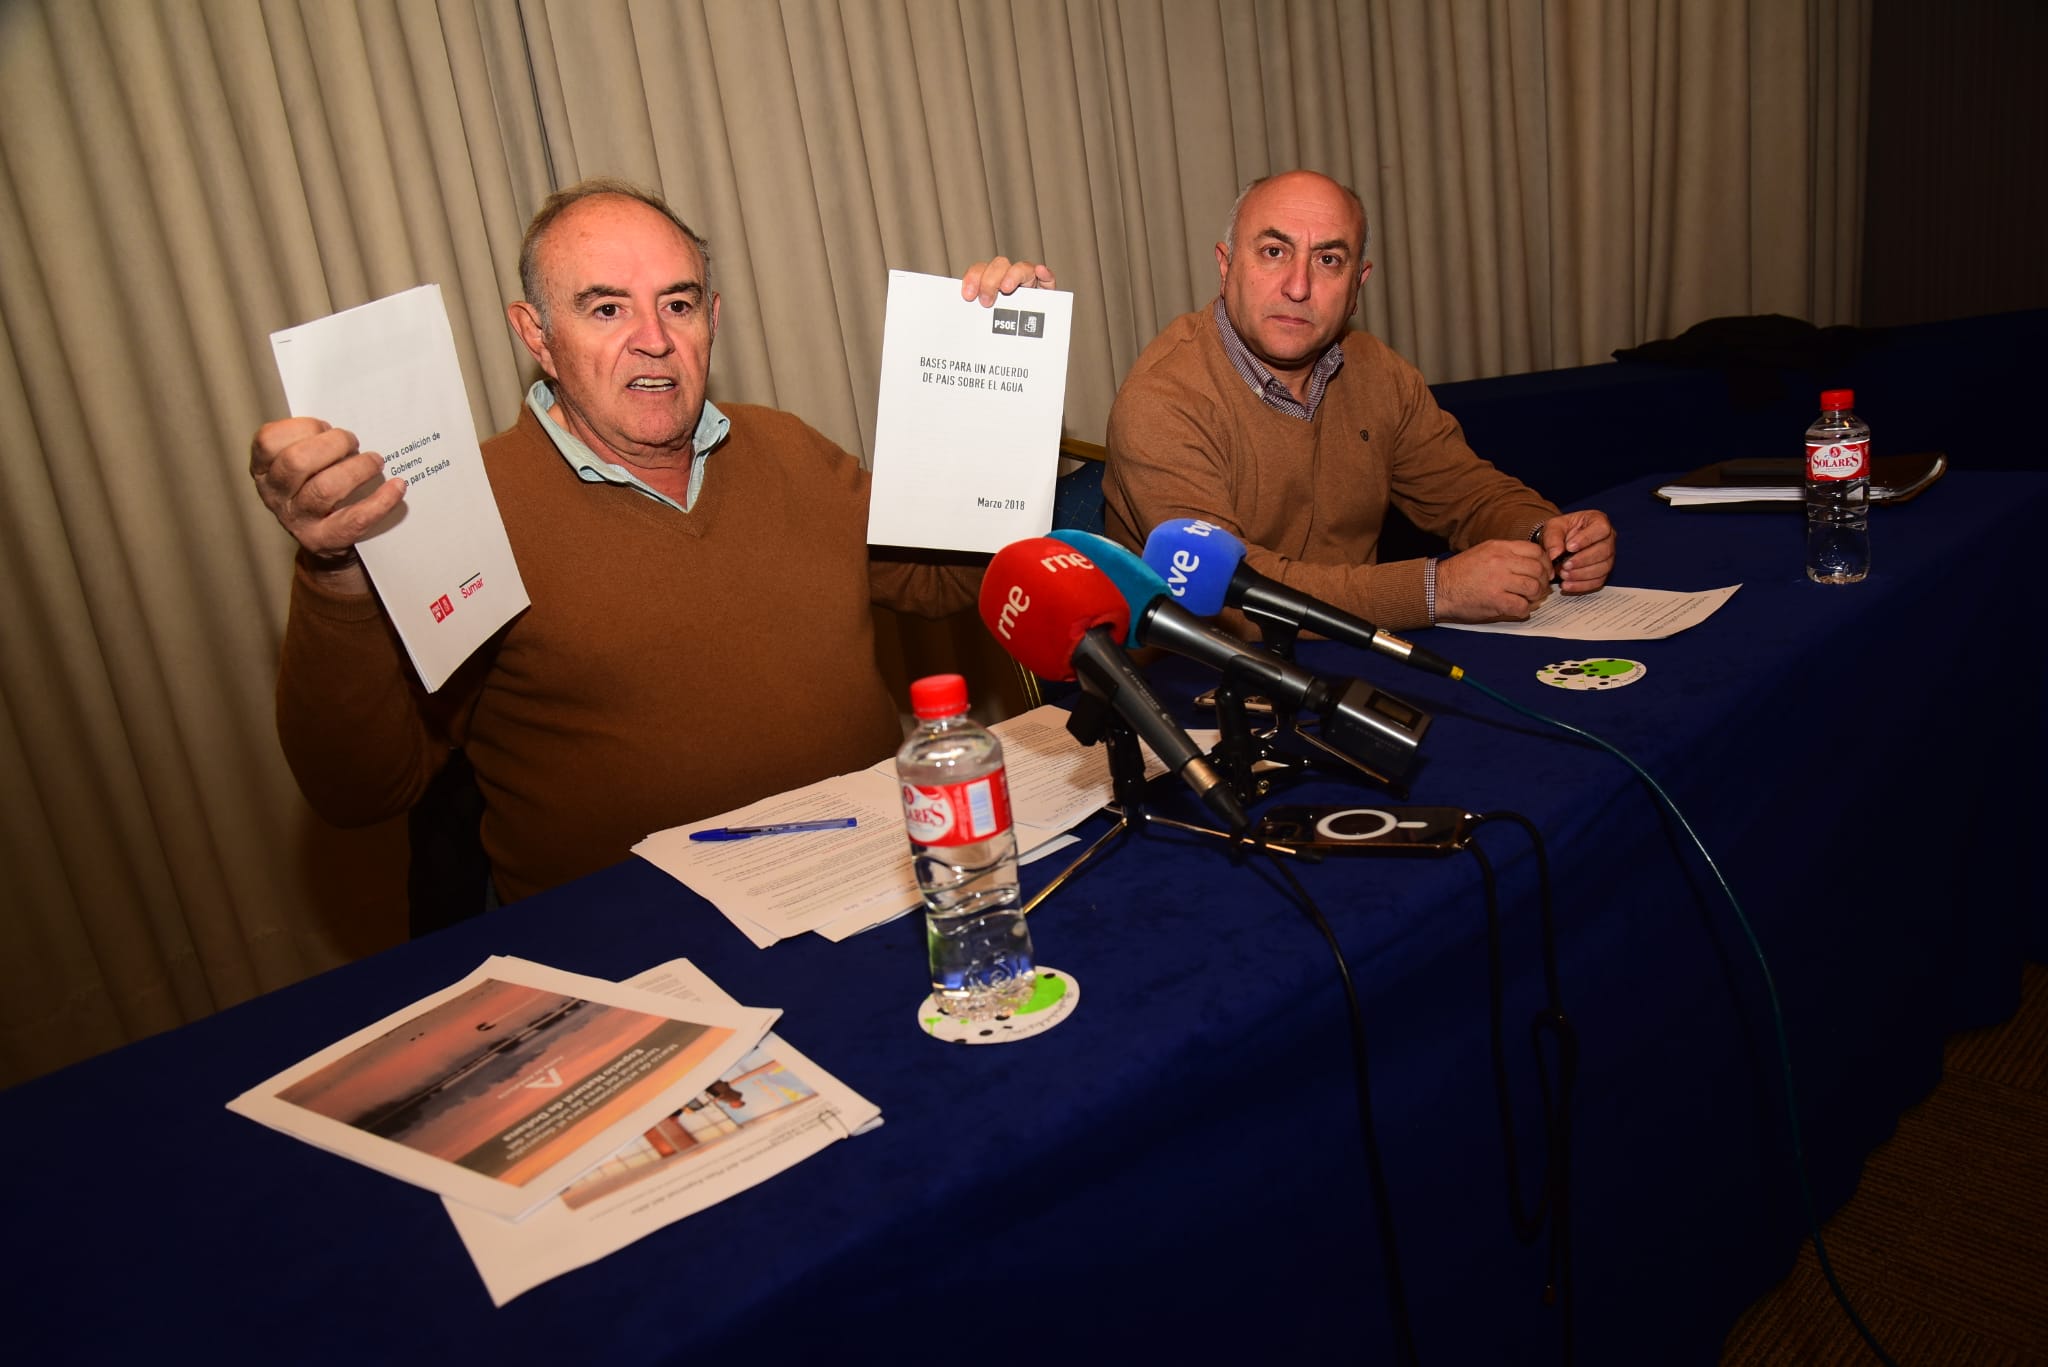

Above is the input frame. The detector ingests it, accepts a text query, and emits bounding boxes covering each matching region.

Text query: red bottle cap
[1820,389,1855,411]
[909,673,970,720]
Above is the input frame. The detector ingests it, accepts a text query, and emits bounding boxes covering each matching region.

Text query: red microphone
[978,537,1246,832]
[977,537,1131,681]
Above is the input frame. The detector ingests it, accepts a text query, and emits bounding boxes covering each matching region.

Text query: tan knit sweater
[277,404,975,901]
[1102,305,1557,632]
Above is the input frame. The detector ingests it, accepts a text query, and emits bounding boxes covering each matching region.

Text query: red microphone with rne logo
[977,537,1131,681]
[977,537,1246,832]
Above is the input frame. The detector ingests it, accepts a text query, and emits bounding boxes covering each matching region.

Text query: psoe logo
[991,308,1019,336]
[429,594,454,623]
[1019,311,1045,338]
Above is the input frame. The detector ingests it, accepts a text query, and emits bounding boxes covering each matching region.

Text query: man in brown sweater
[247,180,1054,902]
[1102,170,1614,633]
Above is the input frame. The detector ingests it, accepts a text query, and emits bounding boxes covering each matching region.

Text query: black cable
[1459,813,1578,1366]
[1460,674,1899,1367]
[1263,848,1421,1367]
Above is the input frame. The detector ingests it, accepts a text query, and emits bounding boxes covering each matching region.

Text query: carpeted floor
[1719,961,2048,1364]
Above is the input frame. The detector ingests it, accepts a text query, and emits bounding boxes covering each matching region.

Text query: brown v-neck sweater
[277,404,975,901]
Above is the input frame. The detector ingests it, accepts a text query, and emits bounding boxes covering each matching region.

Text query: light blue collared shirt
[525,380,730,512]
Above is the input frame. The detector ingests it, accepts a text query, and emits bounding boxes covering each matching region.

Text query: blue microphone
[989,537,1245,832]
[1140,518,1463,680]
[1137,518,1238,616]
[1046,529,1430,785]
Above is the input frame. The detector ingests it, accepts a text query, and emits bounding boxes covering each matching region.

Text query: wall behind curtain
[0,0,1867,1088]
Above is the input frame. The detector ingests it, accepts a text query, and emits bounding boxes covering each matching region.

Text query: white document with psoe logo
[271,285,528,691]
[867,270,1074,553]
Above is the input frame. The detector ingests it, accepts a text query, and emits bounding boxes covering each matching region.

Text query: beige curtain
[0,0,1866,1088]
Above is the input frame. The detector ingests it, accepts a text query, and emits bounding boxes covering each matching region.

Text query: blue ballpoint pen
[689,817,859,842]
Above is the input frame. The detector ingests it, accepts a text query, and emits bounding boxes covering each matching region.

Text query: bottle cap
[909,673,970,720]
[1821,388,1855,411]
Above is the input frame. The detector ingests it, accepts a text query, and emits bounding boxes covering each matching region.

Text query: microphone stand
[1242,605,1302,662]
[1021,688,1310,917]
[1212,612,1414,802]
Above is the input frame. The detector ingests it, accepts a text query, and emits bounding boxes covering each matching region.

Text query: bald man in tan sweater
[1104,171,1615,635]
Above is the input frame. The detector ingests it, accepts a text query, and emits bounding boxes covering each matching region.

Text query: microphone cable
[1457,813,1578,1365]
[1255,811,1577,1366]
[1458,675,1899,1367]
[1260,847,1421,1367]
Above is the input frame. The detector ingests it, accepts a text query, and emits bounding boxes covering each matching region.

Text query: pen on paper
[688,817,860,842]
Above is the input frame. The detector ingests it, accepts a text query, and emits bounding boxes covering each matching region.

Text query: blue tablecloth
[6,470,2042,1365]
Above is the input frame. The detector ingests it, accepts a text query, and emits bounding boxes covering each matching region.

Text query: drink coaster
[1537,658,1647,690]
[918,968,1079,1044]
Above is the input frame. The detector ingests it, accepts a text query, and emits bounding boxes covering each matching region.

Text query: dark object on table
[1654,449,1947,508]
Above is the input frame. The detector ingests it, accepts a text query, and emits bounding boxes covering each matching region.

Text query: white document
[1661,488,1799,506]
[633,706,1169,946]
[271,285,529,691]
[445,960,881,1306]
[1437,584,1740,640]
[867,270,1075,552]
[634,772,920,949]
[226,956,777,1221]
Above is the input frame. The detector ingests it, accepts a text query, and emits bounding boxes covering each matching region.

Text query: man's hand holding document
[269,285,528,691]
[866,270,1075,552]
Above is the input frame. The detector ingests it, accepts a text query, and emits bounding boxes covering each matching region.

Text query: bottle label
[901,775,1011,847]
[1806,438,1869,481]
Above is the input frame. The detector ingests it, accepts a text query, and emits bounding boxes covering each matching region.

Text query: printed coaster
[1537,658,1648,690]
[918,968,1079,1044]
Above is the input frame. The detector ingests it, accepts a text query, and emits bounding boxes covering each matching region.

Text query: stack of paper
[445,960,882,1305]
[633,705,1173,945]
[227,956,880,1305]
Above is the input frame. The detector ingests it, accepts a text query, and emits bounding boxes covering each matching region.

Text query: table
[6,470,2042,1365]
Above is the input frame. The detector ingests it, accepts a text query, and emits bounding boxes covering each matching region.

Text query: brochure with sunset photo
[226,956,777,1220]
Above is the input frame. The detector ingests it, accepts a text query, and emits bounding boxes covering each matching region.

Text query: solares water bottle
[1805,388,1871,584]
[895,674,1034,1019]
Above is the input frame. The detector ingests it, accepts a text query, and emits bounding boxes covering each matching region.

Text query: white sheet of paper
[225,956,777,1221]
[270,285,528,691]
[633,773,919,948]
[867,271,1074,552]
[1661,488,1800,506]
[1436,584,1740,640]
[443,960,881,1306]
[633,706,1171,945]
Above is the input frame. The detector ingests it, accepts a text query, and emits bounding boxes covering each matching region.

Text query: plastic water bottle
[1805,388,1871,583]
[896,674,1034,1019]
